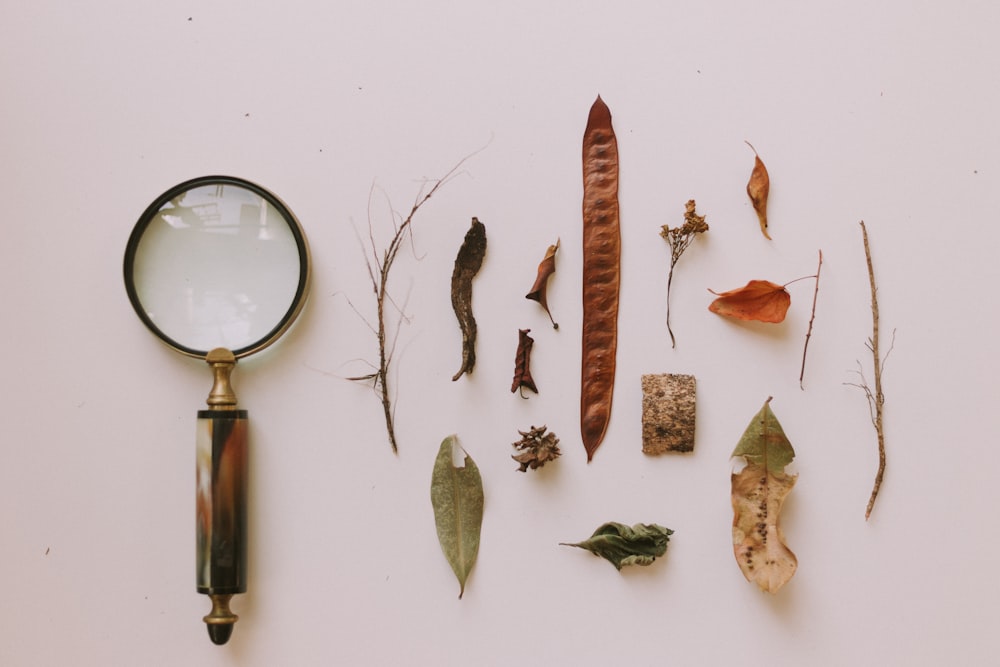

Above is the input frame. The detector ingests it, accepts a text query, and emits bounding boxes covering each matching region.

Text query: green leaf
[430,434,484,598]
[561,522,673,571]
[731,396,795,473]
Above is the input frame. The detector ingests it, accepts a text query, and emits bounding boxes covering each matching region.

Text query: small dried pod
[511,425,561,472]
[745,141,771,240]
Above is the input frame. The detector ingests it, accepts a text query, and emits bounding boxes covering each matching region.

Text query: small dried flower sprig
[511,425,561,472]
[660,200,709,348]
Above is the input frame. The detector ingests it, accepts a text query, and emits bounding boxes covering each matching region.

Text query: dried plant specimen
[641,374,696,454]
[580,95,621,462]
[708,257,823,385]
[510,329,538,397]
[430,435,484,599]
[731,398,797,594]
[511,424,560,472]
[660,200,709,348]
[348,153,480,453]
[848,222,893,520]
[525,239,560,329]
[745,141,771,239]
[799,250,823,389]
[708,280,791,323]
[561,522,673,571]
[451,217,487,381]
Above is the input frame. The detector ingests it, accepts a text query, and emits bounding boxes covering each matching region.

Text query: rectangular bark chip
[641,374,696,454]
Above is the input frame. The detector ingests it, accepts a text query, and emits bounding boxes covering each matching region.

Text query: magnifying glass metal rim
[123,175,311,360]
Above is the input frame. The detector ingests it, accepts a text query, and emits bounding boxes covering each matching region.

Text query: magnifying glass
[123,176,310,645]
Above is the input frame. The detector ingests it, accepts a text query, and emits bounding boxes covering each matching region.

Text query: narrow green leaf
[430,434,484,598]
[561,522,673,571]
[731,396,795,473]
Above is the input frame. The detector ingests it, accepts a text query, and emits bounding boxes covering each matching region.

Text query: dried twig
[350,150,483,453]
[851,221,891,520]
[799,250,823,389]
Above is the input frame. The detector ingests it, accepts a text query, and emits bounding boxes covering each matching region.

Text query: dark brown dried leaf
[451,217,487,381]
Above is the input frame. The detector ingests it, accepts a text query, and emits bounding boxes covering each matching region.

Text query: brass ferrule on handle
[206,348,238,408]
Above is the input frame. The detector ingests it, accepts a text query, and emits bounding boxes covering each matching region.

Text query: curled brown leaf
[745,141,771,240]
[511,329,538,397]
[525,240,560,330]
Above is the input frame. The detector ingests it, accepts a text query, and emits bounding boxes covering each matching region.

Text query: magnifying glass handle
[196,349,247,645]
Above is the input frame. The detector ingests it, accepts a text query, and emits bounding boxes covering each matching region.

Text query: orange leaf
[708,280,790,323]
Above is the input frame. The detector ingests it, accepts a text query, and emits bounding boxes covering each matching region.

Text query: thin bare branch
[857,221,889,520]
[799,250,823,389]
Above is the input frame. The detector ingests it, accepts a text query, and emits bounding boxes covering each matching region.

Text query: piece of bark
[641,374,696,454]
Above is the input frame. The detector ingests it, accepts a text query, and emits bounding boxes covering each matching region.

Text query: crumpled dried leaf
[510,329,538,397]
[430,435,484,599]
[746,141,771,240]
[561,522,673,571]
[731,397,797,593]
[708,280,790,323]
[511,424,560,472]
[525,239,560,329]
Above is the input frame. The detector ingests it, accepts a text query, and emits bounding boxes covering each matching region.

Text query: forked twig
[854,221,890,519]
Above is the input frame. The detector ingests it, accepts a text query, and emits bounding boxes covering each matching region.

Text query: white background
[2,2,999,665]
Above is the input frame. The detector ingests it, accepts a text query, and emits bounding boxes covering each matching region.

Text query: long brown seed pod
[451,217,487,381]
[580,96,621,461]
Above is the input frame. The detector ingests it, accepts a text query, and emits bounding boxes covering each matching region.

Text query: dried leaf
[510,329,538,397]
[561,522,673,571]
[511,424,561,472]
[580,95,621,462]
[430,435,484,599]
[731,398,797,593]
[451,217,487,381]
[745,141,771,239]
[708,280,790,323]
[525,239,560,329]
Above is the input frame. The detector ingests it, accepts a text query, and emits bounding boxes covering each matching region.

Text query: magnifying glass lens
[127,180,306,357]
